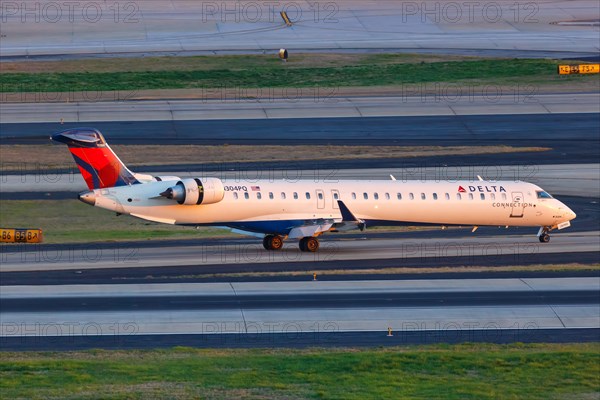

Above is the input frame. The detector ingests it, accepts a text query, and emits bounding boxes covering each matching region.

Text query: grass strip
[1,343,598,399]
[0,57,590,93]
[0,200,235,243]
[0,200,437,244]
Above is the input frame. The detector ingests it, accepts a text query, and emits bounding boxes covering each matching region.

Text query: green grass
[0,200,236,243]
[0,57,586,92]
[1,344,598,399]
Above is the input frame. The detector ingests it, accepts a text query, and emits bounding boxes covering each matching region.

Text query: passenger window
[433,193,438,200]
[491,193,496,200]
[333,193,339,200]
[374,193,379,200]
[480,193,485,200]
[318,192,323,200]
[257,192,262,200]
[269,192,274,200]
[421,193,426,200]
[352,193,356,200]
[385,193,390,200]
[397,193,402,200]
[457,193,462,200]
[468,193,474,200]
[409,193,414,200]
[502,193,507,200]
[244,193,249,200]
[233,192,239,200]
[363,193,368,200]
[293,192,298,200]
[306,192,311,200]
[445,193,450,200]
[281,192,286,200]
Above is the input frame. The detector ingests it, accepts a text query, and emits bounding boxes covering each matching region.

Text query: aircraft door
[331,190,340,209]
[510,191,524,218]
[316,189,325,209]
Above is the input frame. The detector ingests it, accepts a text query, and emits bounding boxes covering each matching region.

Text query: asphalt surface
[3,230,598,272]
[4,290,598,313]
[2,278,598,350]
[1,114,599,175]
[2,329,598,351]
[2,113,598,148]
[1,249,598,286]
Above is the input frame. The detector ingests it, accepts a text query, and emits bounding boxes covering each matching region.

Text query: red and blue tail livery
[51,128,139,190]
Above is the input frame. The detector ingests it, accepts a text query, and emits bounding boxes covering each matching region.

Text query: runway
[2,112,598,151]
[1,105,598,351]
[1,278,598,350]
[2,230,598,273]
[1,1,598,58]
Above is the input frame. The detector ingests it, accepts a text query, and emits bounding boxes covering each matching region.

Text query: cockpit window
[536,191,553,199]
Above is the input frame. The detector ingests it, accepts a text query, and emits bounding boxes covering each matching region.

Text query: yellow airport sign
[0,228,43,243]
[558,64,600,75]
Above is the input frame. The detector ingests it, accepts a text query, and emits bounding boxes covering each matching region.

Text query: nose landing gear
[537,226,552,243]
[539,233,550,243]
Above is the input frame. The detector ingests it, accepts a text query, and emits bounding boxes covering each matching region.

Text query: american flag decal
[251,186,261,191]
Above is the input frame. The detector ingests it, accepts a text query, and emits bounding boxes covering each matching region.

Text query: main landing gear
[263,234,284,250]
[537,226,551,243]
[262,235,320,252]
[299,237,320,252]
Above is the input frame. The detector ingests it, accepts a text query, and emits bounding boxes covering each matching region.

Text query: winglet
[337,201,365,231]
[337,200,358,221]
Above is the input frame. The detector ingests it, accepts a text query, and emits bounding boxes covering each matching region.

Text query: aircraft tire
[263,235,273,250]
[299,238,307,252]
[270,235,284,250]
[300,237,319,252]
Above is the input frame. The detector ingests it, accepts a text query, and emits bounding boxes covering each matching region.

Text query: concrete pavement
[1,93,599,124]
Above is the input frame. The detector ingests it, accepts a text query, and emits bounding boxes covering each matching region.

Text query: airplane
[51,128,577,252]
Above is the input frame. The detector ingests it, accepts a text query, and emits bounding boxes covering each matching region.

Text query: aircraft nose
[560,204,576,221]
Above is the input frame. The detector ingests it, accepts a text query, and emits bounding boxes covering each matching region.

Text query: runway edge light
[0,228,43,243]
[279,49,289,62]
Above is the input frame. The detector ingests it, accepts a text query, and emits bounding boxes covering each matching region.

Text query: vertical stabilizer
[51,128,139,190]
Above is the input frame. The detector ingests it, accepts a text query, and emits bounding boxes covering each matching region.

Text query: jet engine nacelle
[159,177,225,205]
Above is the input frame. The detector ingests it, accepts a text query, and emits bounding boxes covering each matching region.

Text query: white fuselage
[88,179,576,234]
